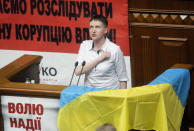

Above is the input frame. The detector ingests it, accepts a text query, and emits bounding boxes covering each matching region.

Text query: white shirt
[76,38,128,89]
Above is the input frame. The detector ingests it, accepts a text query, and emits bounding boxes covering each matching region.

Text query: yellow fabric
[57,84,184,131]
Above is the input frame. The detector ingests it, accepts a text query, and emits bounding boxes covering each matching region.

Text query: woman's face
[89,20,107,41]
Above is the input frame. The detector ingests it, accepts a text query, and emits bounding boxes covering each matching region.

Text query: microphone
[97,50,100,55]
[77,61,86,86]
[68,61,79,87]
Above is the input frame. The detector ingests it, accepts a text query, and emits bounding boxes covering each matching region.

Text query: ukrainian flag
[57,69,190,131]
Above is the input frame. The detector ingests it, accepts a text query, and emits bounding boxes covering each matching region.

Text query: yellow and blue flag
[57,69,190,131]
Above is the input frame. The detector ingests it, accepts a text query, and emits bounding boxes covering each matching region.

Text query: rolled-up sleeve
[76,42,86,66]
[114,47,129,81]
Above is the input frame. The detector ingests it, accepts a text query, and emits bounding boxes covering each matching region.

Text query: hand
[101,51,111,60]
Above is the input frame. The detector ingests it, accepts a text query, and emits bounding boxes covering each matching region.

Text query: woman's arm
[75,51,111,76]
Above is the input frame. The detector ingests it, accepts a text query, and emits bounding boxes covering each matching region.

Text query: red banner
[0,0,129,56]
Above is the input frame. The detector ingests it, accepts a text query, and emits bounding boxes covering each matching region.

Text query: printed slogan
[0,0,129,55]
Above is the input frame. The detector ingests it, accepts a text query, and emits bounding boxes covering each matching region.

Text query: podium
[0,55,67,131]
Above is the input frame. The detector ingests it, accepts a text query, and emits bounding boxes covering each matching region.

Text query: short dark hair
[90,15,108,27]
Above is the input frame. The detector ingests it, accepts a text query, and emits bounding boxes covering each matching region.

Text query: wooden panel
[141,35,157,84]
[9,61,40,83]
[158,37,188,73]
[130,24,193,83]
[0,55,42,79]
[130,27,158,86]
[0,97,3,131]
[129,0,194,11]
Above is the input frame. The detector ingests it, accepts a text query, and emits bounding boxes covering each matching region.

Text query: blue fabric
[59,85,113,108]
[149,69,190,107]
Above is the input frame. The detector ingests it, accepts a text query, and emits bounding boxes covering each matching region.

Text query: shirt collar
[89,38,109,52]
